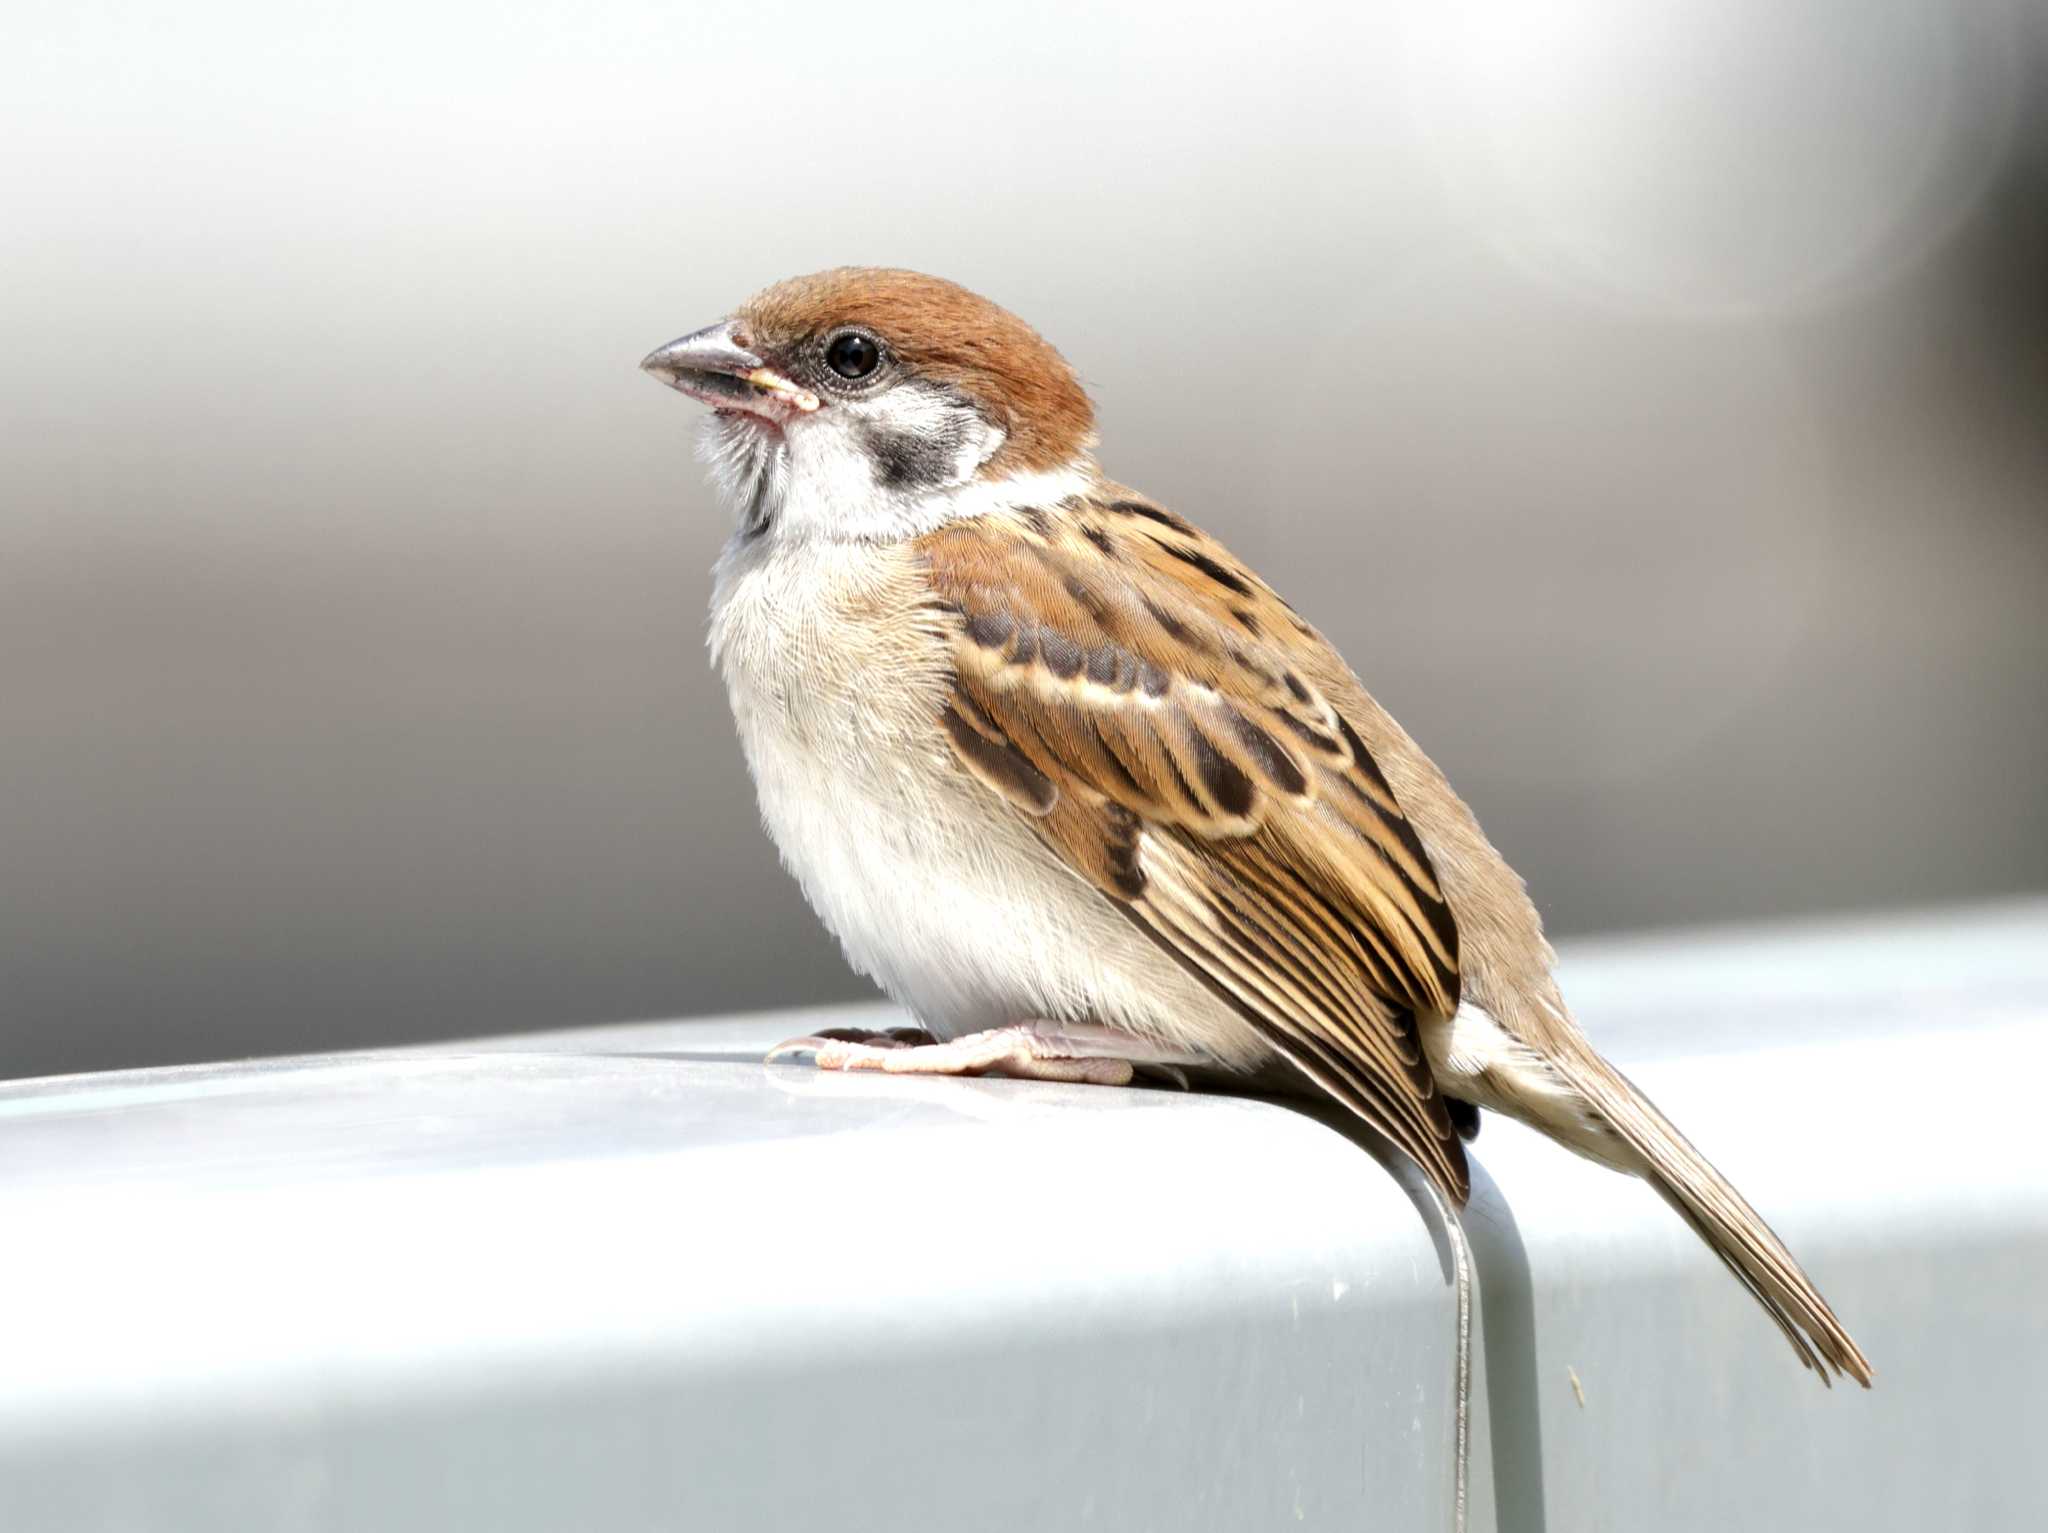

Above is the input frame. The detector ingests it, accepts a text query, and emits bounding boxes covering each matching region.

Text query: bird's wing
[916,492,1469,1202]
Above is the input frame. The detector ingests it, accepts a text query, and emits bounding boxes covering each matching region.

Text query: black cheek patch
[863,416,967,491]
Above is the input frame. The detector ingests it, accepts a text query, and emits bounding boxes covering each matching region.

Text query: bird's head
[642,268,1096,541]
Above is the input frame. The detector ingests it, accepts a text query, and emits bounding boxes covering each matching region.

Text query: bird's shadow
[1265,1090,1551,1533]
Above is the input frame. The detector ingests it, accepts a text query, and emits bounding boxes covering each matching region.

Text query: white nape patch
[696,382,1093,547]
[942,463,1097,523]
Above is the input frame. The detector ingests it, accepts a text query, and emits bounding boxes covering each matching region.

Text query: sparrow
[641,268,1872,1387]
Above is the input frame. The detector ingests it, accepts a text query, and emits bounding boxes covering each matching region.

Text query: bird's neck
[701,412,1098,547]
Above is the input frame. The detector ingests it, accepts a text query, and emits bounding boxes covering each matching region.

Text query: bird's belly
[733,685,1181,1041]
[709,539,1255,1063]
[742,736,1082,1033]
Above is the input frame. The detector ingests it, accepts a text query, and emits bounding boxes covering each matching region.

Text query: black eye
[825,331,881,380]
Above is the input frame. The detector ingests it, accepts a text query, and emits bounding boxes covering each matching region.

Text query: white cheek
[855,387,1005,480]
[774,388,1006,541]
[693,384,1095,547]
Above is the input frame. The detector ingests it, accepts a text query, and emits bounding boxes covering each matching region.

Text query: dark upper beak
[641,319,820,416]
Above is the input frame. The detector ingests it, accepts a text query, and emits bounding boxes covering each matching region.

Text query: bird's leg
[765,1020,1207,1087]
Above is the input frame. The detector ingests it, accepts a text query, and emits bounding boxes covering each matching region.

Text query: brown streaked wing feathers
[919,498,1470,1203]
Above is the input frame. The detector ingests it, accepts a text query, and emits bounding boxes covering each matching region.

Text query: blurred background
[3,1,2043,1081]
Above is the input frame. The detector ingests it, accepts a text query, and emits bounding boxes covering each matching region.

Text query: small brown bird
[642,268,1871,1386]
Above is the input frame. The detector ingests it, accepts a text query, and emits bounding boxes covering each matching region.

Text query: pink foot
[764,1021,1190,1087]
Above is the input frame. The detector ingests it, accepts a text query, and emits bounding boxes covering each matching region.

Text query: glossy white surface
[2,900,2044,1529]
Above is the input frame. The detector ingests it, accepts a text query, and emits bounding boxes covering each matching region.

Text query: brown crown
[738,267,1097,476]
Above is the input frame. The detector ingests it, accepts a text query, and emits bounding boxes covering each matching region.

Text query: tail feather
[1555,1048,1874,1388]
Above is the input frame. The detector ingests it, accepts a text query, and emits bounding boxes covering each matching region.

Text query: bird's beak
[640,320,820,416]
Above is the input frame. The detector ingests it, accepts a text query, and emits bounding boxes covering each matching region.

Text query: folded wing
[918,494,1470,1202]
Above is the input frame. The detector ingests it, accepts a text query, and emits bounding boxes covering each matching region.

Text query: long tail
[1554,1045,1874,1387]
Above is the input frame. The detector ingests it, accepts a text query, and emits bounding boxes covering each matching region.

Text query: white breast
[707,532,1255,1063]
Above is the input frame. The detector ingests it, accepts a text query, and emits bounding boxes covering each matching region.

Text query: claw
[765,1026,935,1065]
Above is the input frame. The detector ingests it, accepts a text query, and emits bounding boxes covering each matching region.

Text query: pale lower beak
[640,321,819,415]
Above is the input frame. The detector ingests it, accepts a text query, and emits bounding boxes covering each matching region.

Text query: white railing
[2,899,2043,1530]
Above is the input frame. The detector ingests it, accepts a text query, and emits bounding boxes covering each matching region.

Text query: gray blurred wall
[4,1,2045,1080]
